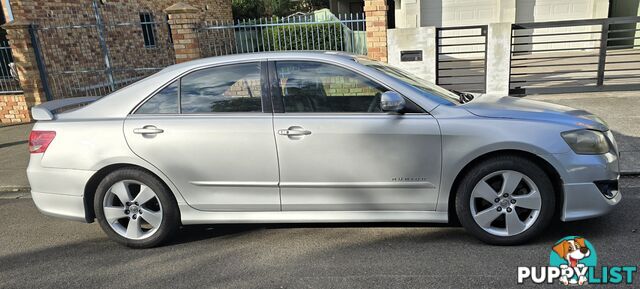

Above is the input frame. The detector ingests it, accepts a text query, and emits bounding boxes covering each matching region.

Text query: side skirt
[179,204,449,225]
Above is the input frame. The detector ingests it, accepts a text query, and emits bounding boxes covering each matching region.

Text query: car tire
[455,155,555,245]
[94,168,179,248]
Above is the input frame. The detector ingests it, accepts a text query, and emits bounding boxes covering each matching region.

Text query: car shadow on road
[167,224,264,245]
[166,214,612,248]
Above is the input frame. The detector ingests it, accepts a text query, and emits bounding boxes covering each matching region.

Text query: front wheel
[94,168,179,248]
[455,156,555,245]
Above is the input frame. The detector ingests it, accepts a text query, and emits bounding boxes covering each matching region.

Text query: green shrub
[260,22,345,51]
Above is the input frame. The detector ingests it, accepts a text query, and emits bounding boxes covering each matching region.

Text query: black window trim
[267,60,284,113]
[131,60,272,115]
[268,59,426,114]
[139,12,157,49]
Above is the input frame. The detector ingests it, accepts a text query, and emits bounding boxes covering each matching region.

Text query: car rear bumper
[552,151,621,221]
[31,191,87,222]
[27,154,93,222]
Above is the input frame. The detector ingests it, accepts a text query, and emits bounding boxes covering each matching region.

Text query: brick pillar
[2,21,48,123]
[364,0,388,62]
[165,3,202,64]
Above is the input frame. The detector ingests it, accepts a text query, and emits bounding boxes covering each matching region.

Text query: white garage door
[421,0,499,27]
[516,0,594,22]
[515,0,599,52]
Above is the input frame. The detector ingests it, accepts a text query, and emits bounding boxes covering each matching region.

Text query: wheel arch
[83,163,180,223]
[446,149,564,225]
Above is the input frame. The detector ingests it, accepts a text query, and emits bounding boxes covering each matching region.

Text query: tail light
[29,131,56,154]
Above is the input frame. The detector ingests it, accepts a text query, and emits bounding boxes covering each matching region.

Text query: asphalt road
[0,178,638,289]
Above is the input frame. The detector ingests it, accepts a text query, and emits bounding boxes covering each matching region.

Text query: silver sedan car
[27,52,621,248]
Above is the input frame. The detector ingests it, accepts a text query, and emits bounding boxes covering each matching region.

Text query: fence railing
[510,16,640,94]
[435,25,488,93]
[199,12,367,58]
[0,39,22,94]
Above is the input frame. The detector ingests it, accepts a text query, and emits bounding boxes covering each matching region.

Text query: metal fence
[199,12,367,58]
[510,16,640,94]
[0,38,22,94]
[30,1,175,100]
[435,25,488,93]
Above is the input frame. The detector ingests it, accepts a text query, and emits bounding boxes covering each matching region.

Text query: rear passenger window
[137,80,179,114]
[181,63,263,113]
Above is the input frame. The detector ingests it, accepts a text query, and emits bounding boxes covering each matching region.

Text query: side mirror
[380,91,406,113]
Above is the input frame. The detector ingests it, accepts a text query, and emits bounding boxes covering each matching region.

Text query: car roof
[162,51,359,73]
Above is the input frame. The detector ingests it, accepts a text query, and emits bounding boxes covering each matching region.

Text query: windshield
[357,58,461,105]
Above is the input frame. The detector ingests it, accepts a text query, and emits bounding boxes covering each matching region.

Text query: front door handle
[278,127,312,137]
[133,126,164,135]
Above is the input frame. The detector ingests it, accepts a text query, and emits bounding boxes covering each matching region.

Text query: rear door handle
[278,127,312,136]
[133,126,164,135]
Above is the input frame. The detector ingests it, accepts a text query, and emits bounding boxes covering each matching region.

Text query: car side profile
[27,52,621,248]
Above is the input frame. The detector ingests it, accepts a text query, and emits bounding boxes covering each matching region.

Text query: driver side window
[275,61,387,113]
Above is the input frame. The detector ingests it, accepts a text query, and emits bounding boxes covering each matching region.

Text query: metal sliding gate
[436,25,488,93]
[30,0,175,100]
[510,16,640,94]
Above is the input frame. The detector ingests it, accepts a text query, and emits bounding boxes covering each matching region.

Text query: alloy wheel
[102,180,163,240]
[469,170,542,237]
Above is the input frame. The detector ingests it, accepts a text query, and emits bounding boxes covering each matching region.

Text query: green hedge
[260,23,344,51]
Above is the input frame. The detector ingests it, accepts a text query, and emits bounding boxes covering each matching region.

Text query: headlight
[561,129,610,154]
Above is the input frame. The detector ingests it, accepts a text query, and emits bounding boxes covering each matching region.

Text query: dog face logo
[553,238,590,267]
[550,236,598,286]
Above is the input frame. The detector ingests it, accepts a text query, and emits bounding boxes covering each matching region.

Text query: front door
[271,60,442,211]
[124,61,281,211]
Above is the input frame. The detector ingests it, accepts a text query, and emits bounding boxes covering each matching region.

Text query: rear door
[270,60,442,211]
[124,61,281,211]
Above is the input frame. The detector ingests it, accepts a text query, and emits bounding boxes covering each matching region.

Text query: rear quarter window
[136,80,179,114]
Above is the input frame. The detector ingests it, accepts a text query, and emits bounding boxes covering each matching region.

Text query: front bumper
[552,151,622,221]
[562,180,621,221]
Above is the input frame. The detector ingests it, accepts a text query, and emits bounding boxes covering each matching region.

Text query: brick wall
[8,0,231,25]
[322,76,379,96]
[224,77,377,99]
[364,0,388,62]
[0,94,29,124]
[5,0,233,100]
[223,79,261,97]
[279,76,380,97]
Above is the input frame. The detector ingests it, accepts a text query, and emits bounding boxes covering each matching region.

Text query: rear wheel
[455,155,555,245]
[94,168,179,248]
